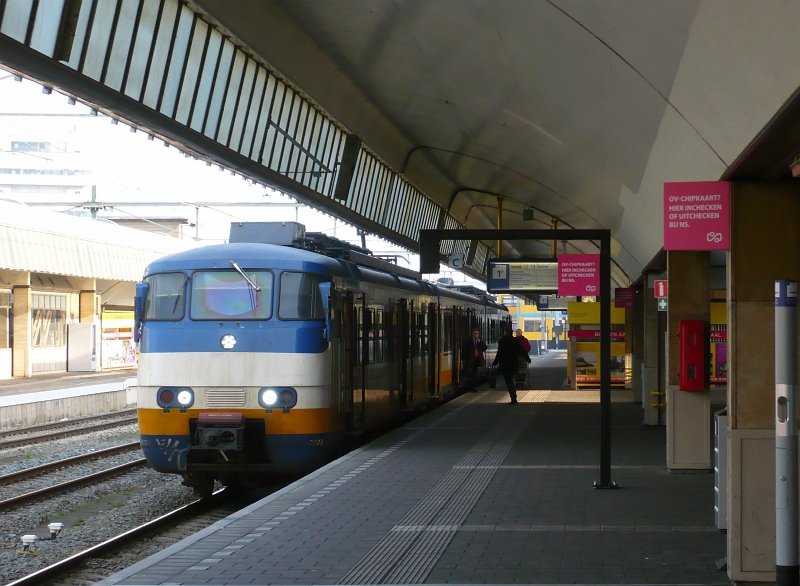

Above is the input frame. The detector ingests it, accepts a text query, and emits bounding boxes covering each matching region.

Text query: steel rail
[0,441,141,484]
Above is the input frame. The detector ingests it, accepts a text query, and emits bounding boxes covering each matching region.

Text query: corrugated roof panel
[0,201,194,281]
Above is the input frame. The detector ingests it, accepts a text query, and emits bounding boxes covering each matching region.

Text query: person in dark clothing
[493,326,530,403]
[460,328,487,392]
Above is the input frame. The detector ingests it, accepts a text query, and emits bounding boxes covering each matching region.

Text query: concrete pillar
[726,182,800,582]
[79,288,98,323]
[641,277,664,425]
[12,284,31,377]
[666,250,711,469]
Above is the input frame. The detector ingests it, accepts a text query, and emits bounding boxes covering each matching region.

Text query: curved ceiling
[192,0,800,285]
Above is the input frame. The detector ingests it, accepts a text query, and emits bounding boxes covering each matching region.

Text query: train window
[375,309,384,363]
[144,273,188,321]
[190,270,273,320]
[442,310,453,353]
[278,272,325,320]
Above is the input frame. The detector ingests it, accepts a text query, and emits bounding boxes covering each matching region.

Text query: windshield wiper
[230,261,261,292]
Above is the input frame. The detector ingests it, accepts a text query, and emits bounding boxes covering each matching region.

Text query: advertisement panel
[558,254,600,296]
[663,181,730,250]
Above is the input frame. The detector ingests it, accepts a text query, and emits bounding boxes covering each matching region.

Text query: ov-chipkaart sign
[664,181,729,251]
[558,254,600,296]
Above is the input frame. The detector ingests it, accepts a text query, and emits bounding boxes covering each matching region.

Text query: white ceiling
[193,0,800,286]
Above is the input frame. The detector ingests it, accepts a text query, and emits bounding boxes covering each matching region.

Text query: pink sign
[664,181,730,250]
[558,254,600,296]
[615,287,634,308]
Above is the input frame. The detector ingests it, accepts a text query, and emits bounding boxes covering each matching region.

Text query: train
[132,222,509,495]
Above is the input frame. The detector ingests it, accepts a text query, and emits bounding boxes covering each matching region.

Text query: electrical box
[678,319,706,391]
[229,221,305,245]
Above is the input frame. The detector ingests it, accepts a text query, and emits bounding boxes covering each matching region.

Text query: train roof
[144,241,506,311]
[143,243,349,282]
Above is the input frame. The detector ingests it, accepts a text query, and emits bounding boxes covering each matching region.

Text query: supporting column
[12,284,31,377]
[666,250,710,469]
[79,288,98,323]
[727,182,800,582]
[642,276,664,425]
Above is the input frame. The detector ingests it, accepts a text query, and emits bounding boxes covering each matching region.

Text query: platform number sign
[654,280,668,299]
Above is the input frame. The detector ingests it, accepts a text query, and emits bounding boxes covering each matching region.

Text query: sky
[0,68,485,288]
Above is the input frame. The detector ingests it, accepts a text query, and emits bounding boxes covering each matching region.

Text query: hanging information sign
[558,254,600,296]
[663,181,730,250]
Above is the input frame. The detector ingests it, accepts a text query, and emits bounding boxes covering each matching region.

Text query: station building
[0,199,191,378]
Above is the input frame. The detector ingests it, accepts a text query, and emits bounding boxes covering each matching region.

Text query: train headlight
[220,334,237,350]
[258,387,297,412]
[176,389,194,407]
[260,389,278,407]
[157,387,194,411]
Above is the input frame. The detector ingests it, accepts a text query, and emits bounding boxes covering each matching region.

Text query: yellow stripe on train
[137,407,340,435]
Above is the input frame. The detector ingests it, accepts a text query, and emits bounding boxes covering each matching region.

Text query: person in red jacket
[515,328,531,355]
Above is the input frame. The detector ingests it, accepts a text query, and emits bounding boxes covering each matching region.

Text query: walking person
[493,325,530,403]
[460,328,487,392]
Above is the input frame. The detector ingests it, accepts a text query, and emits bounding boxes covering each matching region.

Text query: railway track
[0,409,138,450]
[7,487,275,586]
[0,456,147,512]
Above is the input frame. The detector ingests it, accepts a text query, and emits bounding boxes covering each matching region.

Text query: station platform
[0,369,137,429]
[0,368,136,399]
[100,387,730,585]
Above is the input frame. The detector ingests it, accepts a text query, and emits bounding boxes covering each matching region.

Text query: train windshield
[190,270,273,320]
[143,272,188,320]
[279,272,325,320]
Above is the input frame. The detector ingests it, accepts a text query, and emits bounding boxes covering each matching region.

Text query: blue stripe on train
[140,432,341,474]
[140,321,328,353]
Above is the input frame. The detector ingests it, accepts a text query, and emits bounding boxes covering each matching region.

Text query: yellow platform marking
[458,389,635,404]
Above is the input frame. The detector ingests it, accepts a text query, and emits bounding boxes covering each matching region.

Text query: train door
[357,294,368,423]
[454,306,474,387]
[330,288,357,426]
[400,300,411,408]
[427,303,437,397]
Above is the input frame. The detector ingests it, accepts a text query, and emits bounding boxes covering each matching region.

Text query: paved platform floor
[100,387,730,585]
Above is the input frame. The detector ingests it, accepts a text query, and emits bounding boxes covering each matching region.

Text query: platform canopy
[0,200,193,282]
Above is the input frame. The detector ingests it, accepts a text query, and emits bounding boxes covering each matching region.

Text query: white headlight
[261,389,278,406]
[176,389,193,406]
[220,334,237,349]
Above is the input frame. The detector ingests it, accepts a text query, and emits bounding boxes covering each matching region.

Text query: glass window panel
[216,48,246,145]
[230,58,257,151]
[242,67,266,157]
[159,4,193,117]
[103,0,139,91]
[29,0,64,56]
[279,272,324,320]
[31,293,67,347]
[0,291,10,349]
[190,270,273,320]
[252,73,276,161]
[143,272,187,321]
[295,152,310,186]
[375,168,392,222]
[123,0,159,100]
[189,27,221,132]
[175,17,208,125]
[203,36,232,138]
[65,0,92,69]
[1,0,32,42]
[81,1,118,81]
[142,0,178,109]
[261,125,278,167]
[273,81,290,129]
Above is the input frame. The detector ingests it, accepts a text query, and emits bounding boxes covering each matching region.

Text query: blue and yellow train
[133,222,508,495]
